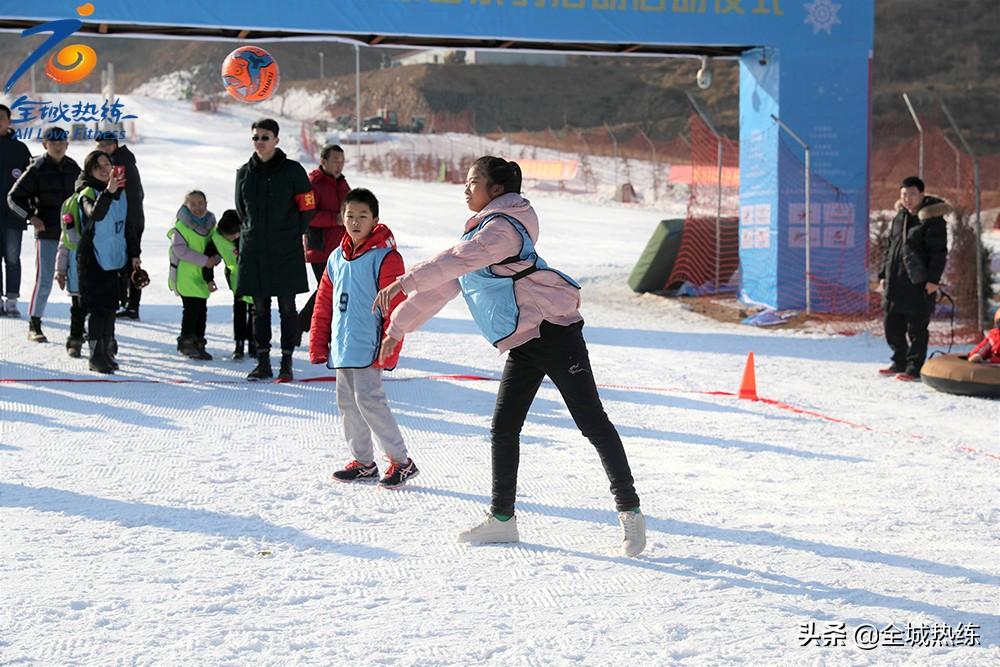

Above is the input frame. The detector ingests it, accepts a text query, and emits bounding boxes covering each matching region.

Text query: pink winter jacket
[387,193,582,353]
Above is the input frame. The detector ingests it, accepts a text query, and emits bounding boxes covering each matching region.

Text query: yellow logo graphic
[45,43,98,85]
[4,4,99,93]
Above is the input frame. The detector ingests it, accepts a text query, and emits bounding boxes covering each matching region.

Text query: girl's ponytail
[473,156,522,195]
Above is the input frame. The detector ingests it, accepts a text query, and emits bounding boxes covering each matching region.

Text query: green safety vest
[210,229,253,304]
[168,220,213,299]
[59,186,97,251]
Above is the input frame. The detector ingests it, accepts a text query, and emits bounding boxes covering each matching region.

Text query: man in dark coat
[7,126,81,343]
[235,118,315,382]
[878,176,949,381]
[0,104,32,317]
[96,131,145,319]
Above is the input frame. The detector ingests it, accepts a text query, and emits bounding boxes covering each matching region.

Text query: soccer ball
[221,46,280,103]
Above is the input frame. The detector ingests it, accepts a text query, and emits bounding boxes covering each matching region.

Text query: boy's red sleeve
[309,267,335,364]
[380,249,406,319]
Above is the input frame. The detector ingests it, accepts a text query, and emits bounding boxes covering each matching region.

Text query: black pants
[121,226,143,312]
[87,308,115,342]
[490,320,640,516]
[233,298,255,342]
[69,295,86,339]
[123,271,142,311]
[884,299,933,375]
[253,294,298,353]
[181,296,208,338]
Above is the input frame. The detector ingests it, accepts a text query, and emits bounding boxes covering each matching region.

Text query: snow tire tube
[921,354,1000,399]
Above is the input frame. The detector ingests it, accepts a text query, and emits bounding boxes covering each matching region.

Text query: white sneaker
[457,513,519,544]
[619,510,646,557]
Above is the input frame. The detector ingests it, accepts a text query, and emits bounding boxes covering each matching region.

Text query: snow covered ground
[1,95,998,666]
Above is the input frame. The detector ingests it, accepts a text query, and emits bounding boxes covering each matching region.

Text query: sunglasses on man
[252,135,274,142]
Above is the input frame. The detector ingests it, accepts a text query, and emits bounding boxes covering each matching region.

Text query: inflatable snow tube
[921,354,1000,399]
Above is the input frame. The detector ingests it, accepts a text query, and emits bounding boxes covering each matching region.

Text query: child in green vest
[207,209,255,360]
[168,190,221,360]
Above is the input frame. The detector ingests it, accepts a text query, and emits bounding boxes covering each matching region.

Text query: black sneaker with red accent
[378,458,419,488]
[332,460,379,482]
[878,364,904,377]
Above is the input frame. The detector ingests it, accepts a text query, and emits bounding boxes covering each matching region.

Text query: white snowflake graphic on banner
[804,0,842,35]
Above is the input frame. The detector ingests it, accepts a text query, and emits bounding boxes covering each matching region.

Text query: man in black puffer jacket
[878,176,949,381]
[7,126,81,342]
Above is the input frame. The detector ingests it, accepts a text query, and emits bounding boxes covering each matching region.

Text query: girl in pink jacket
[373,156,645,557]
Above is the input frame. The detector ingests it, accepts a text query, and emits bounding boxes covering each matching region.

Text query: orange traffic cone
[739,352,758,401]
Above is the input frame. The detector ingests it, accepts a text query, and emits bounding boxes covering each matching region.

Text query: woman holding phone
[73,150,131,373]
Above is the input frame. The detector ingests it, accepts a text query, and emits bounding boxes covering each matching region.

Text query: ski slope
[1,95,998,666]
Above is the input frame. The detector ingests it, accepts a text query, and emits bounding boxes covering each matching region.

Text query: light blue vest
[327,245,396,369]
[85,191,128,271]
[457,213,579,347]
[66,246,80,294]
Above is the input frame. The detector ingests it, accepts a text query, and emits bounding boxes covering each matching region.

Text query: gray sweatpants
[29,238,58,318]
[336,367,408,465]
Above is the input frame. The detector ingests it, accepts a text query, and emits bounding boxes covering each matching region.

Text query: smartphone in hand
[112,165,126,184]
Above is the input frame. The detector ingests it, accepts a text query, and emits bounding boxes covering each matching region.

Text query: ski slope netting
[666,113,740,294]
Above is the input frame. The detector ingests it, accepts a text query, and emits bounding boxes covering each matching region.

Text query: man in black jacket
[878,176,949,381]
[96,131,144,319]
[0,104,32,318]
[235,118,315,382]
[8,126,81,342]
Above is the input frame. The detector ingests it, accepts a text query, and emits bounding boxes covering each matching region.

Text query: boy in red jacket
[308,188,417,488]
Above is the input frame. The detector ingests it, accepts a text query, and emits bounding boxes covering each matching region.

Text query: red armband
[295,191,316,212]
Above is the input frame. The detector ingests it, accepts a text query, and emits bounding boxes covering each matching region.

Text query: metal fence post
[903,93,924,180]
[638,128,659,203]
[940,133,961,192]
[604,122,619,188]
[938,97,984,331]
[770,114,812,314]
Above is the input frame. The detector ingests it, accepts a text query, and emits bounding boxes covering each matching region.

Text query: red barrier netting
[665,113,740,293]
[655,115,991,343]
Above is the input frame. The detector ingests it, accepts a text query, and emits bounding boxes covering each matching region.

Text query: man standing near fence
[878,176,949,382]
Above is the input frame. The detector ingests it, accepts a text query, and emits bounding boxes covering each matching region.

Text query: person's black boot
[88,337,113,374]
[247,351,272,381]
[178,335,199,358]
[27,316,47,343]
[232,339,245,360]
[277,351,293,383]
[66,336,84,358]
[106,338,119,371]
[193,337,213,361]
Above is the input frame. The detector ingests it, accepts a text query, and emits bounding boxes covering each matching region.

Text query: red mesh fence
[665,113,740,293]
